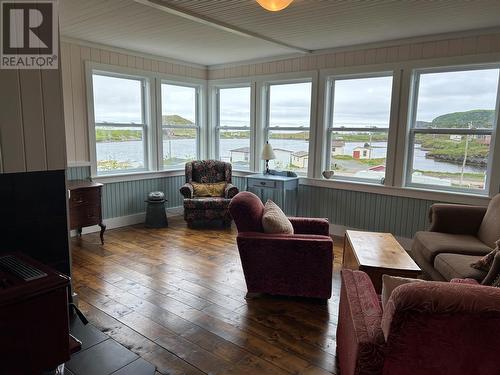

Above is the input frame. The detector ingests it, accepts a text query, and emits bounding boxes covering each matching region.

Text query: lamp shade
[256,0,293,12]
[261,142,276,160]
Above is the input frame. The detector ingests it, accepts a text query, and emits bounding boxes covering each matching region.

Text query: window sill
[301,177,491,205]
[93,169,184,183]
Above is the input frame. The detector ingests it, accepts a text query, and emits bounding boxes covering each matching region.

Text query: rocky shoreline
[427,153,488,167]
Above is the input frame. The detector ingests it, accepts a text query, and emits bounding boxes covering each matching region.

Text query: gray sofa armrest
[428,203,487,234]
[180,183,193,199]
[224,183,239,199]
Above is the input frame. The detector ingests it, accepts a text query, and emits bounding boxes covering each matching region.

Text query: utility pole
[459,122,472,186]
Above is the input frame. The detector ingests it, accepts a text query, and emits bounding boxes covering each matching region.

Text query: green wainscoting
[297,184,437,238]
[67,168,437,238]
[67,167,185,219]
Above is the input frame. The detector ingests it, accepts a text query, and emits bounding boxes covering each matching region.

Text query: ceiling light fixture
[256,0,294,12]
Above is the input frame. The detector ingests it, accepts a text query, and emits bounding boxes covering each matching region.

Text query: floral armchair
[180,160,239,227]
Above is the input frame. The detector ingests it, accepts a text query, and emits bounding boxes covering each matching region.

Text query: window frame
[214,83,253,171]
[89,69,151,176]
[324,71,396,185]
[159,80,202,171]
[86,62,206,178]
[263,78,314,176]
[404,64,500,196]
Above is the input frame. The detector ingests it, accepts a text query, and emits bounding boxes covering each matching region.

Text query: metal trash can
[145,191,168,228]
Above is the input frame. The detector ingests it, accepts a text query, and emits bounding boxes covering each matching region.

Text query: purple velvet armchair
[337,269,500,375]
[229,191,334,299]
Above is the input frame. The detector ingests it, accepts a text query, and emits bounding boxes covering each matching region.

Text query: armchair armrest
[224,183,239,199]
[180,183,193,199]
[382,281,500,340]
[288,217,330,236]
[337,270,385,375]
[451,278,479,285]
[428,203,487,234]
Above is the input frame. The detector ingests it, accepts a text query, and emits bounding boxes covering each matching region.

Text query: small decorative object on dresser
[68,180,106,244]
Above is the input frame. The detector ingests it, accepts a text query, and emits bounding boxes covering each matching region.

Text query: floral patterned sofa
[180,160,239,228]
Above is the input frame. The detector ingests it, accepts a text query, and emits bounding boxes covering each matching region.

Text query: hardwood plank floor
[71,216,344,375]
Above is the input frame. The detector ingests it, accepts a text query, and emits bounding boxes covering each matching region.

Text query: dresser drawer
[70,205,101,229]
[69,188,100,208]
[249,179,276,188]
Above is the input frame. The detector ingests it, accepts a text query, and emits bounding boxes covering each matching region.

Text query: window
[161,83,199,170]
[92,73,148,174]
[326,74,393,183]
[216,86,251,170]
[406,67,500,193]
[266,81,312,174]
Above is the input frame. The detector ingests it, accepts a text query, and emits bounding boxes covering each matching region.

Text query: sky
[93,68,500,126]
[416,68,499,122]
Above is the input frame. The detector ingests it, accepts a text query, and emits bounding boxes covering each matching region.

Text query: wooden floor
[71,216,344,375]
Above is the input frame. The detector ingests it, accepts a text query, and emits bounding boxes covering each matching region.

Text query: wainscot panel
[297,184,438,239]
[67,167,185,219]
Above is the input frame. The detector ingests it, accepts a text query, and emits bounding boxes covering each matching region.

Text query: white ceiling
[60,0,500,66]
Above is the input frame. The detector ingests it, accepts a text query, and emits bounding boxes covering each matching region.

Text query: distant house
[352,146,371,159]
[476,134,491,145]
[229,147,249,163]
[291,151,308,168]
[272,148,294,169]
[449,135,462,142]
[331,140,345,156]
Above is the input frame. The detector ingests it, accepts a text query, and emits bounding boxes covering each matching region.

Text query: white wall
[0,64,67,173]
[208,32,500,79]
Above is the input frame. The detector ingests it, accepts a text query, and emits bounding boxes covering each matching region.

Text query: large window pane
[219,87,250,127]
[162,84,196,126]
[269,82,311,128]
[407,68,499,192]
[162,128,197,169]
[332,76,392,129]
[219,129,250,170]
[93,74,143,124]
[409,133,489,189]
[96,126,145,172]
[328,75,393,183]
[267,130,309,174]
[161,83,198,169]
[330,131,388,183]
[414,69,499,129]
[217,86,251,170]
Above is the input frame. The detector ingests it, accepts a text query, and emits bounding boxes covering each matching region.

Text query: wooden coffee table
[343,230,421,293]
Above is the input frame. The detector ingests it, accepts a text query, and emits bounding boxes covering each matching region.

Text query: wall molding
[70,206,183,236]
[61,36,207,70]
[300,178,491,206]
[208,26,500,70]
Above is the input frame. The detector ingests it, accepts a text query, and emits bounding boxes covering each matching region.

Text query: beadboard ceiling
[60,0,500,66]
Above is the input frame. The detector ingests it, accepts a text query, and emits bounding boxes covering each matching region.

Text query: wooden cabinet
[68,180,106,244]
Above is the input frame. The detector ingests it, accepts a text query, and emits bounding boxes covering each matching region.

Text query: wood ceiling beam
[133,0,311,54]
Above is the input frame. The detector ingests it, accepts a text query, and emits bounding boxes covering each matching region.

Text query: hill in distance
[430,109,495,128]
[163,114,194,125]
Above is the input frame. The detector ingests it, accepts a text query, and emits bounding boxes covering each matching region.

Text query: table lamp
[261,141,276,174]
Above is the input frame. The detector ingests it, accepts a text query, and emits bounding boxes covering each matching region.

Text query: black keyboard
[0,255,47,281]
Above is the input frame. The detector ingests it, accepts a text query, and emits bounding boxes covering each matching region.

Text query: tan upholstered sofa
[412,194,500,281]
